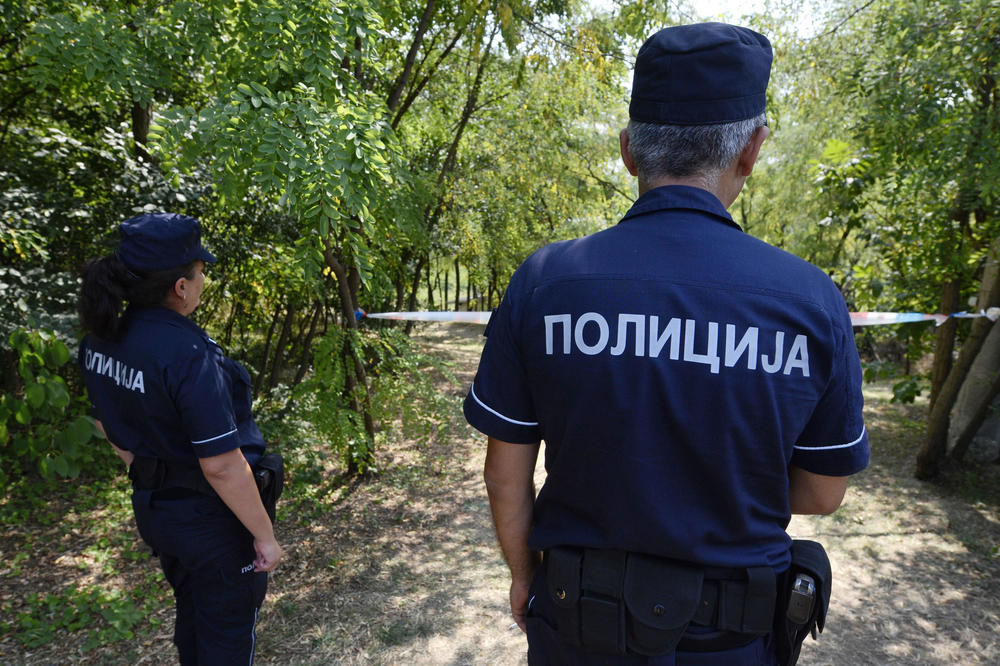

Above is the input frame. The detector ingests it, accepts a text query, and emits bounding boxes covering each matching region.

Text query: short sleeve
[791,305,870,476]
[463,282,542,444]
[169,341,240,458]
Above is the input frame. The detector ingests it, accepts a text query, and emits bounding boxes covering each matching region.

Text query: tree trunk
[928,278,961,409]
[386,0,436,113]
[391,23,467,129]
[322,241,377,474]
[255,305,283,394]
[267,303,296,389]
[916,229,1000,478]
[131,100,154,162]
[292,302,323,387]
[947,320,1000,461]
[454,257,461,310]
[425,260,434,309]
[443,265,449,311]
[403,254,427,335]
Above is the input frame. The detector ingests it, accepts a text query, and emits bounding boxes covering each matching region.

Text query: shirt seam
[794,425,867,451]
[469,385,539,427]
[191,427,238,445]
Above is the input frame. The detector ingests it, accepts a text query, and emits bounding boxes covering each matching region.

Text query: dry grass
[2,326,999,664]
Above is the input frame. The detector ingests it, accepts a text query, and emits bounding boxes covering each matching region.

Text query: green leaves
[1,329,102,481]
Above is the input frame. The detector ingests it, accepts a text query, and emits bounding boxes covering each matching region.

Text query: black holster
[544,546,775,657]
[252,452,284,523]
[774,540,832,666]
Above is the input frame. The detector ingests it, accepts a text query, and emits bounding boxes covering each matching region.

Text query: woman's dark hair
[78,255,199,340]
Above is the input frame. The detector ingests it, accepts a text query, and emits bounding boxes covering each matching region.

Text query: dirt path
[4,325,1000,664]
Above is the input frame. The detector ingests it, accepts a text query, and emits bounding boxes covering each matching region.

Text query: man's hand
[484,437,541,631]
[510,576,532,633]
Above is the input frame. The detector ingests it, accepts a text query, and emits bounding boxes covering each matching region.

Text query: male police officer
[463,23,870,665]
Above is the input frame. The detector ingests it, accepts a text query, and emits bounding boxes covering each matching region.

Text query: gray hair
[627,113,767,185]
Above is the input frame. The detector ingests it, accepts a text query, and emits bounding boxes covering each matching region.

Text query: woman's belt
[129,455,216,496]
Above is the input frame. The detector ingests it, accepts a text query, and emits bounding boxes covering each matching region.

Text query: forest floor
[2,324,1000,664]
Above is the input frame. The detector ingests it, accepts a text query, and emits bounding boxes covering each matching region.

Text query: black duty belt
[129,455,216,496]
[543,546,776,656]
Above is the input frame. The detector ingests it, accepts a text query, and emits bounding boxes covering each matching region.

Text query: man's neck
[639,171,744,209]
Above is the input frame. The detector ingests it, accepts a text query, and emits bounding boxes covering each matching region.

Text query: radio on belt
[786,573,816,624]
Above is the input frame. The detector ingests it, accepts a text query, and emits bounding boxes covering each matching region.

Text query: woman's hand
[200,449,282,571]
[254,537,282,572]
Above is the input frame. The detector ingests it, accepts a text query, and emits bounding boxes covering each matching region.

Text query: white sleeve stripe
[469,385,540,427]
[794,425,867,451]
[191,428,238,445]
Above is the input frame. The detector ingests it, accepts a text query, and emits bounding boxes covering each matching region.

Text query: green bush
[0,328,105,486]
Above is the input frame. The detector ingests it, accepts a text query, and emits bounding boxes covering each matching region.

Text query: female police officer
[77,212,282,664]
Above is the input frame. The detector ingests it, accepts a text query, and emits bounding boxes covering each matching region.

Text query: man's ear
[736,125,769,177]
[620,127,638,177]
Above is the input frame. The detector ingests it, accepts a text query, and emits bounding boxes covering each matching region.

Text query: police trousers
[525,564,778,666]
[132,488,268,665]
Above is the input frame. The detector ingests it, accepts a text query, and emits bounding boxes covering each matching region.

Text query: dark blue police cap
[118,212,217,272]
[629,23,772,126]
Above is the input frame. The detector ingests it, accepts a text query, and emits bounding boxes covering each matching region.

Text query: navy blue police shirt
[78,306,265,466]
[463,185,869,572]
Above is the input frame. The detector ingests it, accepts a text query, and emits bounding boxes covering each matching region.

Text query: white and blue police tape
[355,308,1000,327]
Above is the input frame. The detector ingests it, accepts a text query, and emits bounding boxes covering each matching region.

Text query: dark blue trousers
[525,566,778,666]
[132,489,268,665]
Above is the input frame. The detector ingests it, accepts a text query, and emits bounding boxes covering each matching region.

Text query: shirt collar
[619,185,743,232]
[128,306,210,339]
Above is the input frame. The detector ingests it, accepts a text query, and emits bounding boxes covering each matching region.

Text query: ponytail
[79,255,132,340]
[79,255,200,340]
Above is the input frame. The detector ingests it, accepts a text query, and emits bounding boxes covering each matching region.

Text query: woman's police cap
[629,23,772,125]
[117,212,217,272]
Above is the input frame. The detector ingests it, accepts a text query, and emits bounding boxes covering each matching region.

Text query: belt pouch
[545,547,583,647]
[622,553,703,656]
[580,549,626,654]
[741,566,776,634]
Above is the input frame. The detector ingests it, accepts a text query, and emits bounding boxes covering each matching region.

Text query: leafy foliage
[0,329,106,485]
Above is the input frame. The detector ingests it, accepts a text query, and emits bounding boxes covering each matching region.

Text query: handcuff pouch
[623,552,704,655]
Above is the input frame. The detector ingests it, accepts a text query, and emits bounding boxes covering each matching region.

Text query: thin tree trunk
[131,101,154,162]
[323,241,376,474]
[267,304,296,389]
[928,278,962,408]
[255,305,283,394]
[917,226,1000,478]
[404,255,428,335]
[948,321,1000,461]
[443,264,449,311]
[386,0,436,113]
[391,24,466,129]
[454,257,461,310]
[426,261,435,309]
[292,302,323,386]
